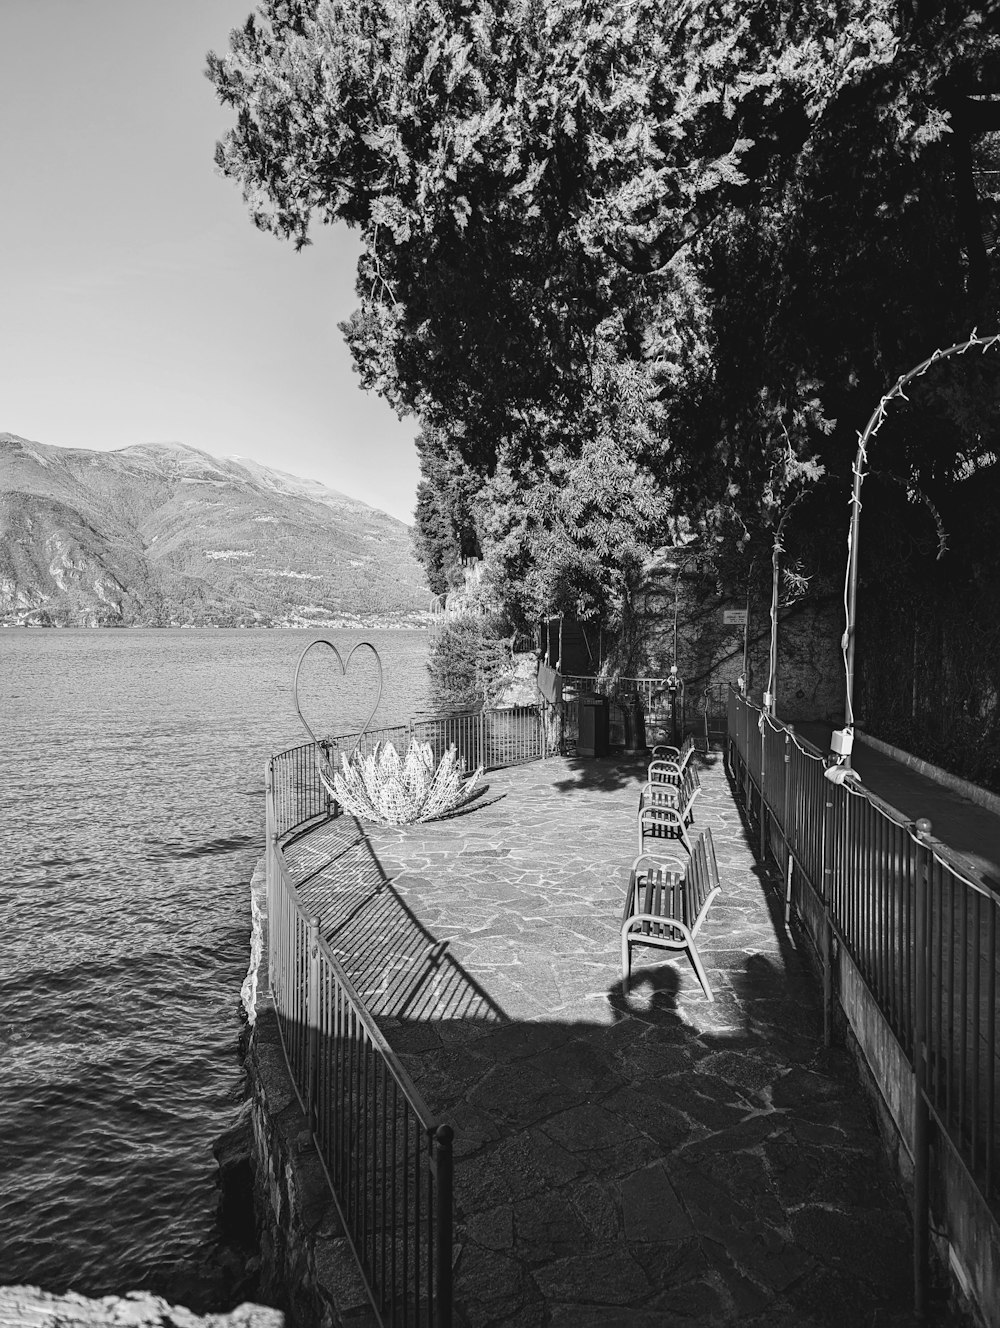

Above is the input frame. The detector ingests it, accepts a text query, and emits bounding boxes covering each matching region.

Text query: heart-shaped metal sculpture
[293,639,384,753]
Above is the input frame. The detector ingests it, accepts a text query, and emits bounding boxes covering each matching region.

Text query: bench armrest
[621,912,693,952]
[639,781,681,808]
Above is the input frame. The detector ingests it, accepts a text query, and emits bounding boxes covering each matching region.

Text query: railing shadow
[281,814,507,1030]
[264,730,965,1328]
[273,948,935,1328]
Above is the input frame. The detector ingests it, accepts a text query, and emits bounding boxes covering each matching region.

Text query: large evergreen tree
[208,0,1000,635]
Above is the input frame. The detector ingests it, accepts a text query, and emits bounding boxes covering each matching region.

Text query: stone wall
[632,562,844,723]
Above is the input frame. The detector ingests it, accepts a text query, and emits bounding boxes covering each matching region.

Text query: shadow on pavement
[274,753,968,1327]
[551,747,725,798]
[283,813,507,1027]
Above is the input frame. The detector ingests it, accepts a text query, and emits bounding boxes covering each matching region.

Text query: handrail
[324,704,551,780]
[270,832,438,1126]
[727,688,999,1319]
[748,690,999,902]
[263,698,551,1325]
[265,754,453,1327]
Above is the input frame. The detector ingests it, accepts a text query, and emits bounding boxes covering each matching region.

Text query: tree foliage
[411,425,481,597]
[209,0,1000,632]
[426,613,516,711]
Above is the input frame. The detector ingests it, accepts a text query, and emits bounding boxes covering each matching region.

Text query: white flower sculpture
[328,739,484,826]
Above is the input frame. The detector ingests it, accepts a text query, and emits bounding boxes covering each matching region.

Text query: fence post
[307,915,321,1135]
[265,759,274,890]
[782,729,792,868]
[433,1124,454,1328]
[265,760,277,981]
[913,818,932,1324]
[779,728,794,924]
[822,787,835,1048]
[320,740,334,818]
[759,715,768,861]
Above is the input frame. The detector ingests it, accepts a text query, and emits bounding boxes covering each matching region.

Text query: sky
[0,1,421,524]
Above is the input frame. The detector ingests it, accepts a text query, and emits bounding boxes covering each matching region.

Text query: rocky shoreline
[0,1287,283,1328]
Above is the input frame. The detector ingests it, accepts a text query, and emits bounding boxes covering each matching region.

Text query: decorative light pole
[829,330,1000,778]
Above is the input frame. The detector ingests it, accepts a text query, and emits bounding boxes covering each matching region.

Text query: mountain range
[0,434,429,627]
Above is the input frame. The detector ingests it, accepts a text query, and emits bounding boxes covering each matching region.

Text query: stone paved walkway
[284,752,962,1327]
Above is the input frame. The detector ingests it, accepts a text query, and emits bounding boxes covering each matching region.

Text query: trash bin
[578,694,609,757]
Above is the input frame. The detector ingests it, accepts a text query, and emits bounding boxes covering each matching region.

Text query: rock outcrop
[0,1286,283,1327]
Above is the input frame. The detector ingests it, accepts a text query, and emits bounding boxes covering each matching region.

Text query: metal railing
[263,700,553,1324]
[413,706,546,769]
[727,689,999,1314]
[326,706,548,773]
[266,756,452,1328]
[270,740,335,838]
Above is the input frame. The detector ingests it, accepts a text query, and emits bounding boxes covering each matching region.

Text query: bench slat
[622,827,720,1000]
[637,763,701,855]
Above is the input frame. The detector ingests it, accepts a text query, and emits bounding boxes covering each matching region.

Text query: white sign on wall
[723,609,748,626]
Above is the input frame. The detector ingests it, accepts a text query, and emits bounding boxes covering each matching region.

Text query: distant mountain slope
[0,434,429,627]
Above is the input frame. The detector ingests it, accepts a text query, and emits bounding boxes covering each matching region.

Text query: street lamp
[830,330,1000,776]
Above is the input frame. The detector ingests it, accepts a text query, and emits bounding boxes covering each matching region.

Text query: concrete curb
[857,729,1000,817]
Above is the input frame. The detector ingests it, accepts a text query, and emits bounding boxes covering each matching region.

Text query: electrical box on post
[830,728,854,758]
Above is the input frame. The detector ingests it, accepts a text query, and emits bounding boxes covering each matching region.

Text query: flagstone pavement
[283,751,966,1327]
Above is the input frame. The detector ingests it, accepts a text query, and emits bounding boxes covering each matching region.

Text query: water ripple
[0,627,429,1310]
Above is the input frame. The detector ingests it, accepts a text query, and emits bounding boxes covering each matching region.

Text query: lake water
[0,628,430,1311]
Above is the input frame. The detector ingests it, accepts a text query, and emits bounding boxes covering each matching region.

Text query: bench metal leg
[621,922,715,1001]
[685,941,714,1001]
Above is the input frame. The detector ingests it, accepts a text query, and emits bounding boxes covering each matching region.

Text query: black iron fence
[263,701,552,1324]
[727,689,999,1314]
[325,705,549,774]
[265,756,452,1327]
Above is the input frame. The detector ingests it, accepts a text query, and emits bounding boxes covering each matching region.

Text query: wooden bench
[637,763,701,855]
[621,827,721,1000]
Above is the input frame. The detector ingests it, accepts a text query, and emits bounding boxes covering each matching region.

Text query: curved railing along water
[264,704,550,1327]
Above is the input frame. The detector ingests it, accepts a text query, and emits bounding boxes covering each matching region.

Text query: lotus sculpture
[324,739,484,826]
